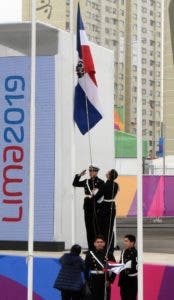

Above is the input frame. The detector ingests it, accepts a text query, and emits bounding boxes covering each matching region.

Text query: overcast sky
[0,0,21,23]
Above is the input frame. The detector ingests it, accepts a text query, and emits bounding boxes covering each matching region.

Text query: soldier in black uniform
[92,169,119,253]
[85,236,116,300]
[72,165,104,250]
[118,234,138,300]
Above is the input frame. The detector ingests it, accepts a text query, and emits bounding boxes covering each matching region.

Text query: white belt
[128,273,137,277]
[91,270,104,274]
[103,199,115,202]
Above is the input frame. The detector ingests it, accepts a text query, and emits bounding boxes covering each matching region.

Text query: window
[120,9,124,16]
[105,17,109,23]
[142,7,147,13]
[119,74,124,79]
[150,40,155,46]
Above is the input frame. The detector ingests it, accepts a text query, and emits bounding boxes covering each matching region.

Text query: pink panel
[147,176,164,217]
[111,264,165,300]
[111,277,120,300]
[144,264,165,300]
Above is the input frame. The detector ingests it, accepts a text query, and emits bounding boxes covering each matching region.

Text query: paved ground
[116,217,174,254]
[0,250,174,266]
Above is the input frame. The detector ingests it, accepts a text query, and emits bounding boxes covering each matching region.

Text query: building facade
[22,0,162,157]
[164,0,174,156]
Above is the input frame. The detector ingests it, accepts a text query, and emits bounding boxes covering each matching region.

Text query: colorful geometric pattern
[111,264,174,300]
[114,110,125,131]
[116,176,174,217]
[0,256,173,300]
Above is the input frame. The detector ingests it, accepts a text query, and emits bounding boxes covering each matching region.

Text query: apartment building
[163,0,174,156]
[22,0,162,157]
[124,0,162,157]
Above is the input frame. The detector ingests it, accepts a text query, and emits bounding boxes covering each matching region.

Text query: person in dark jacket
[118,234,138,300]
[85,235,116,300]
[92,169,119,253]
[73,165,104,250]
[54,244,85,300]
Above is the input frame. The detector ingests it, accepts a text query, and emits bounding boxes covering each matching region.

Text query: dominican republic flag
[73,3,103,135]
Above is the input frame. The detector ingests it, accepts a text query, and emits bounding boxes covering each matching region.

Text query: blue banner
[0,56,55,241]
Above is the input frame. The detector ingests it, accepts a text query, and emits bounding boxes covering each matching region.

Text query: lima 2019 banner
[0,56,55,241]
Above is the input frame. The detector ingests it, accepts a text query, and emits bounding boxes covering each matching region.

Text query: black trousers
[61,290,82,300]
[97,206,116,253]
[120,281,137,300]
[89,274,111,300]
[84,199,99,250]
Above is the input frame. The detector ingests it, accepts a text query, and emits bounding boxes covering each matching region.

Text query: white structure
[146,156,174,175]
[0,22,115,249]
[55,30,115,248]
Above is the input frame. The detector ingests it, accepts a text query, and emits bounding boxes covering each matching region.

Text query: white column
[137,0,143,299]
[28,0,36,299]
[70,0,76,245]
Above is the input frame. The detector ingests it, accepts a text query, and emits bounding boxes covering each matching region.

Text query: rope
[83,58,117,300]
[84,79,100,237]
[106,180,117,258]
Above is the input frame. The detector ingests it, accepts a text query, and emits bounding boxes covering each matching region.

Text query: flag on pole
[74,3,103,135]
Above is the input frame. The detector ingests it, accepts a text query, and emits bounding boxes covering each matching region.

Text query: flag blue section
[74,83,102,135]
[77,3,84,58]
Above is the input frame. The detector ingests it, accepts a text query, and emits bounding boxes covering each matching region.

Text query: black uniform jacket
[118,247,137,287]
[85,249,116,284]
[73,175,104,209]
[92,180,119,210]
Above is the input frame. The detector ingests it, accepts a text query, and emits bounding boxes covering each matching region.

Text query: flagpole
[28,0,36,298]
[70,0,76,245]
[161,0,165,175]
[137,0,143,299]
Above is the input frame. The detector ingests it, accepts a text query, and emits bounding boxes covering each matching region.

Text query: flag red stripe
[81,45,97,86]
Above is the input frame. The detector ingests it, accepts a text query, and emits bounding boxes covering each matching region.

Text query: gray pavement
[116,217,174,254]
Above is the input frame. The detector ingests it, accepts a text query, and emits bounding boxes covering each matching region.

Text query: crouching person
[54,244,85,300]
